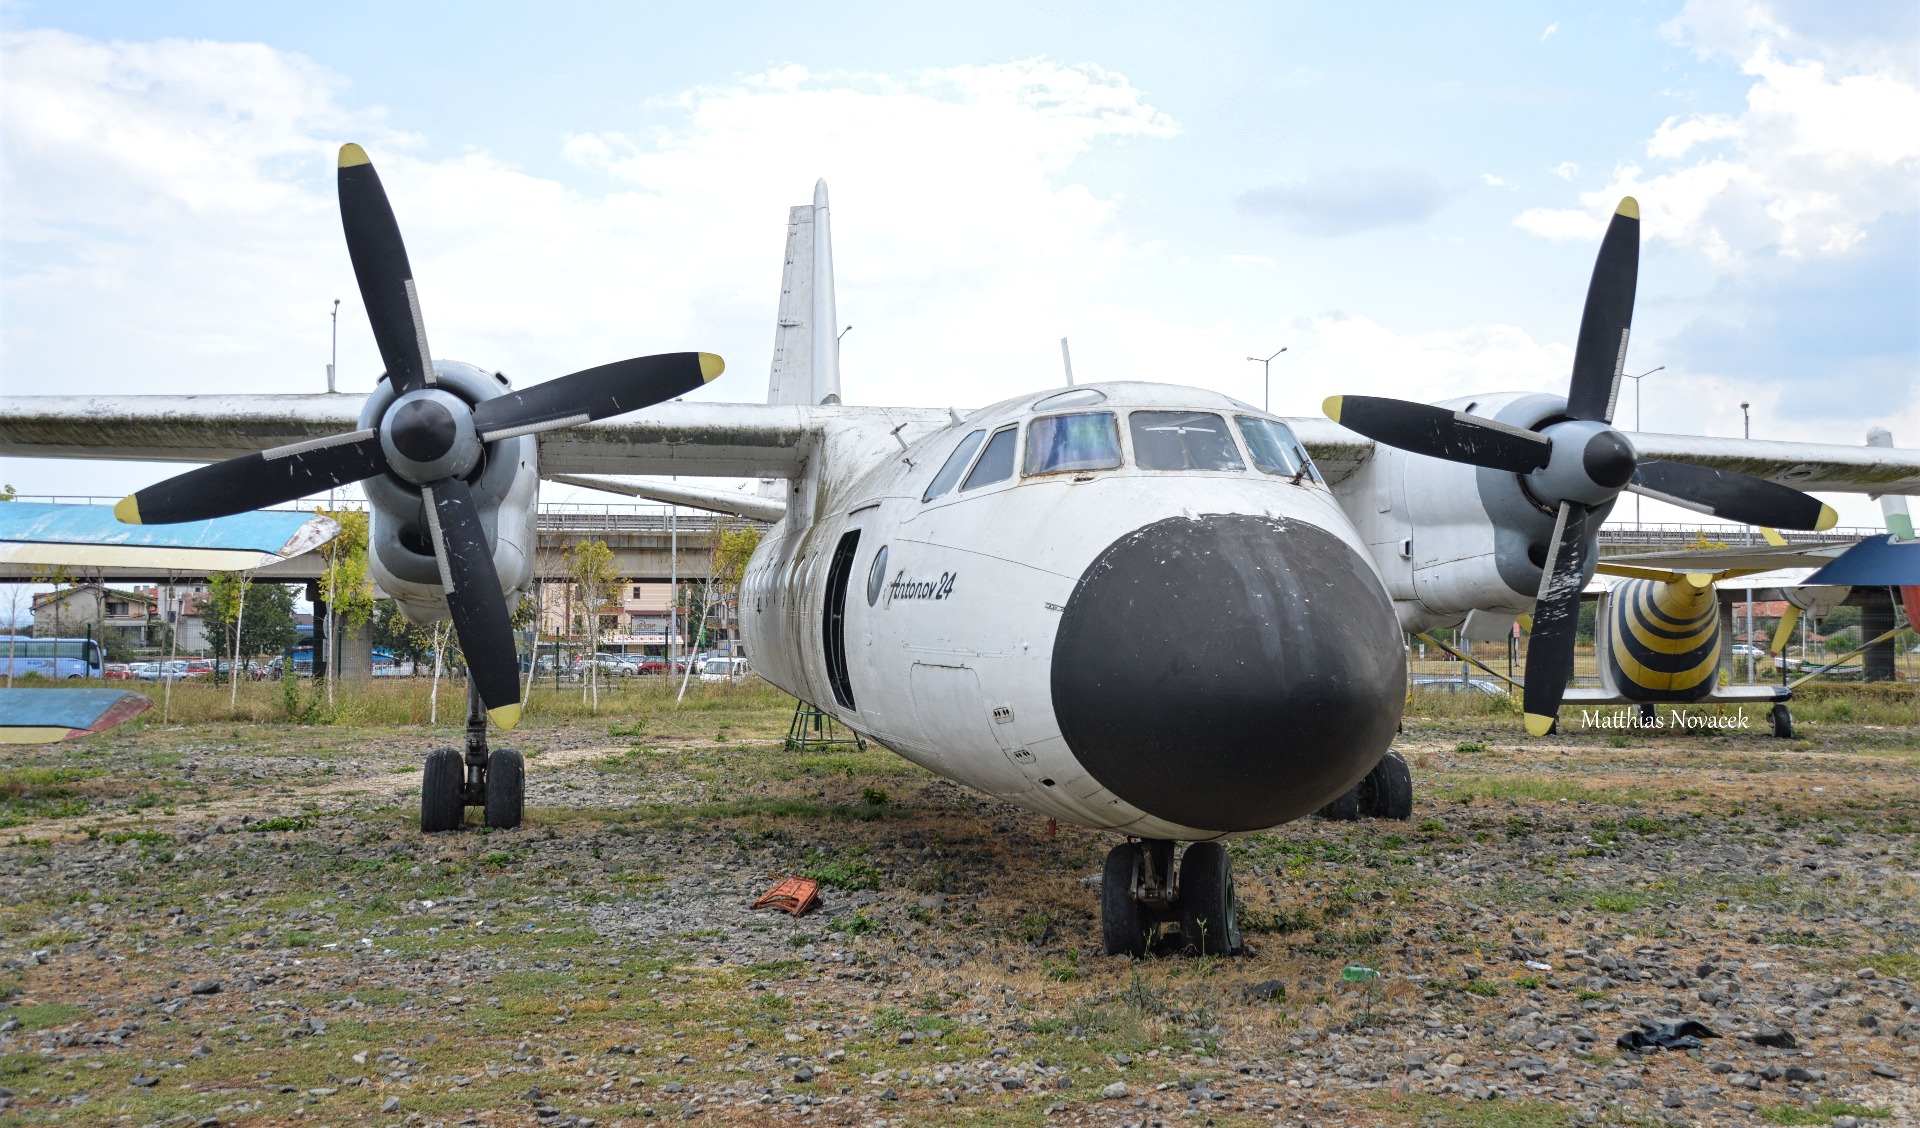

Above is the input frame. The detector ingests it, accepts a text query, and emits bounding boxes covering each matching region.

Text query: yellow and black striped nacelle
[1597,575,1725,704]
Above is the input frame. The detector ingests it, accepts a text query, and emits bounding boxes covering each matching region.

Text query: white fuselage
[742,382,1407,840]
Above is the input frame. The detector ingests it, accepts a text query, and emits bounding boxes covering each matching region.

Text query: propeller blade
[1523,501,1592,736]
[421,476,522,729]
[115,430,386,525]
[1628,460,1838,531]
[470,352,726,442]
[1323,396,1552,474]
[1564,198,1640,422]
[338,144,435,394]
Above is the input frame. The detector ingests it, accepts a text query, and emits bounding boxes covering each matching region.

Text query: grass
[1759,1099,1892,1123]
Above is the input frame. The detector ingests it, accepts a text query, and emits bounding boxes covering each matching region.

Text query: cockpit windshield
[1237,416,1316,481]
[1024,411,1121,475]
[923,429,985,501]
[1129,411,1245,472]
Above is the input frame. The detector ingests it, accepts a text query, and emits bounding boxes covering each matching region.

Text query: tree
[565,539,619,708]
[204,579,299,669]
[372,600,435,667]
[316,509,373,704]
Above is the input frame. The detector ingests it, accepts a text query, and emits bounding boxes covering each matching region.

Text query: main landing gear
[421,681,524,833]
[1314,749,1413,822]
[1770,703,1793,739]
[1101,839,1241,958]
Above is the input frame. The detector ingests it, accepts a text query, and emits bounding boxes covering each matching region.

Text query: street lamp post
[1246,347,1287,412]
[1740,400,1753,683]
[1625,365,1664,527]
[327,299,340,393]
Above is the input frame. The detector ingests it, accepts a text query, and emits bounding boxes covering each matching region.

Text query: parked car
[1729,644,1767,659]
[103,663,133,681]
[572,653,633,678]
[698,657,751,682]
[619,655,666,675]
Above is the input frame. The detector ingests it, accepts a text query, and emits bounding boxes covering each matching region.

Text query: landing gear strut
[1100,839,1240,957]
[1315,749,1413,821]
[421,681,524,832]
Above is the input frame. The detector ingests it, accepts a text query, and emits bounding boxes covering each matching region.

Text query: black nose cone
[1050,514,1405,832]
[390,398,458,462]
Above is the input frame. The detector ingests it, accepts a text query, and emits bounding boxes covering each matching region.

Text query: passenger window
[923,429,986,501]
[1237,416,1317,481]
[960,426,1018,491]
[1024,412,1120,475]
[1129,411,1245,472]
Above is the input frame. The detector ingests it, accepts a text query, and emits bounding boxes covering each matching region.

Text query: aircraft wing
[6,394,1917,491]
[1294,418,1920,494]
[0,395,948,480]
[0,688,152,745]
[0,502,338,572]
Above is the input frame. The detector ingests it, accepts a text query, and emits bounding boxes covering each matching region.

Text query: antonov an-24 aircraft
[3,146,1917,956]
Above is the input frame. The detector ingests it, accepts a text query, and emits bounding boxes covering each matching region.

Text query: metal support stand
[462,679,489,802]
[783,699,866,752]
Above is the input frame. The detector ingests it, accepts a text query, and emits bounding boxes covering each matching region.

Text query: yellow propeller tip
[1616,196,1639,220]
[338,143,371,168]
[1524,713,1556,737]
[698,352,725,382]
[488,702,522,731]
[1814,505,1838,533]
[114,496,142,525]
[1322,395,1343,422]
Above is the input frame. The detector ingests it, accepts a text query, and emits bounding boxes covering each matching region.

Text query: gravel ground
[0,692,1914,1127]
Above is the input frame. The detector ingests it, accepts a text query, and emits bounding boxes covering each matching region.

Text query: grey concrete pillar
[1861,589,1896,683]
[335,617,376,682]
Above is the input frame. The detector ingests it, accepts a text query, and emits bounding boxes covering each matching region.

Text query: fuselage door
[821,529,861,709]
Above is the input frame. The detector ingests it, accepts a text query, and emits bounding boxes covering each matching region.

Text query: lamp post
[1625,365,1663,527]
[1246,347,1287,412]
[1740,401,1753,683]
[327,299,340,393]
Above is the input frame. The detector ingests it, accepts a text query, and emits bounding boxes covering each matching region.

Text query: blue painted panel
[0,503,320,553]
[1804,535,1920,586]
[0,688,143,729]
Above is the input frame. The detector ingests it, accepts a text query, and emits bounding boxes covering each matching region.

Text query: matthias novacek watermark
[1580,708,1751,730]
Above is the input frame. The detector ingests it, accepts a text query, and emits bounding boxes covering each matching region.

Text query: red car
[103,663,133,681]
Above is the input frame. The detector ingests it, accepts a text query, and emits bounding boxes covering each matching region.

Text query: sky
[1,0,1915,527]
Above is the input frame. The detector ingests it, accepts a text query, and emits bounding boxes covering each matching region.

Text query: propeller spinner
[116,143,726,730]
[1323,197,1836,736]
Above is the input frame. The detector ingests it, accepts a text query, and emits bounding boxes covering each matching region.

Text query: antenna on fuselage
[1060,337,1075,386]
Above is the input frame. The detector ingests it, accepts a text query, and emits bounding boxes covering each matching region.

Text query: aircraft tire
[1770,704,1793,740]
[1316,787,1361,821]
[1179,842,1239,956]
[485,748,524,830]
[1365,750,1413,820]
[420,748,464,833]
[1101,843,1150,958]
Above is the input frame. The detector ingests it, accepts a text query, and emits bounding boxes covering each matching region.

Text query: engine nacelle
[1593,576,1727,704]
[358,360,538,626]
[1340,390,1614,633]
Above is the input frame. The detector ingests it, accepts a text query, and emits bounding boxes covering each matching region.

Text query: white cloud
[1540,22,1560,42]
[1549,161,1579,180]
[1479,172,1509,187]
[1516,3,1920,264]
[1223,254,1275,269]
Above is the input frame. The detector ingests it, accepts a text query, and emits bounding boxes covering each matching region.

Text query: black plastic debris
[1244,979,1288,1001]
[1617,1019,1719,1052]
[1751,1028,1799,1049]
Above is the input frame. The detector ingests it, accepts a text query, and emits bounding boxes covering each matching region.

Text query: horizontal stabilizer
[0,503,339,571]
[547,474,787,523]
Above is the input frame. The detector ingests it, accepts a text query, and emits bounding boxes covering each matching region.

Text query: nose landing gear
[1314,749,1413,821]
[1101,839,1241,957]
[420,681,526,832]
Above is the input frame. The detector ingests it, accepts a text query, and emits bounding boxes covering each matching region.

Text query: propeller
[115,143,726,730]
[1321,197,1837,737]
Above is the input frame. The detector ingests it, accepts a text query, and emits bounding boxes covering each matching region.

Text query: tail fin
[766,180,842,406]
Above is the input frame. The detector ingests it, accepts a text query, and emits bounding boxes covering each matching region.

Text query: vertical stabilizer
[811,181,841,405]
[765,180,843,407]
[766,204,815,406]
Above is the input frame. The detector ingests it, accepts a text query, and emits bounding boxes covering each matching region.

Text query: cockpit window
[923,429,986,501]
[1129,411,1246,472]
[961,425,1019,491]
[1024,411,1121,476]
[1236,416,1317,481]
